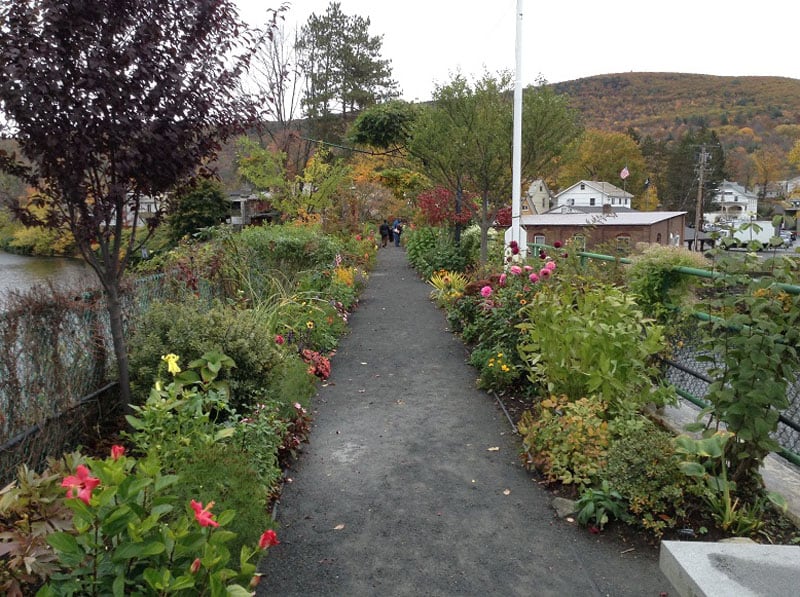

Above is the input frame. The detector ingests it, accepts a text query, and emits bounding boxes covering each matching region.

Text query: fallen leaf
[360,362,368,365]
[487,446,500,451]
[503,489,511,495]
[334,524,345,530]
[566,517,575,523]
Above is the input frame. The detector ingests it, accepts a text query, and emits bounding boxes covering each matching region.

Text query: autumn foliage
[416,187,477,226]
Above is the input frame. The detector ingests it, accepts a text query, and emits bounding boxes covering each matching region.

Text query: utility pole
[693,145,708,251]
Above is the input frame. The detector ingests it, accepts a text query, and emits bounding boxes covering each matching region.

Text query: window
[567,198,575,206]
[580,183,585,190]
[589,198,596,206]
[533,234,546,245]
[572,234,586,250]
[615,235,631,254]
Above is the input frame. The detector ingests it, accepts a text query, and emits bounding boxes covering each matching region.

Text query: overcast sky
[235,0,800,103]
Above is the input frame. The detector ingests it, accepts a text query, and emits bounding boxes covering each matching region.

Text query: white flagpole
[510,0,524,257]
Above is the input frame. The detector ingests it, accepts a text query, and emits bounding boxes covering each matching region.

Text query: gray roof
[520,211,686,226]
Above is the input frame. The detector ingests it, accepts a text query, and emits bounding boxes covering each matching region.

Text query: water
[0,251,96,296]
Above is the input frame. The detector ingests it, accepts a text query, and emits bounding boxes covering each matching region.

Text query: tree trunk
[105,282,131,413]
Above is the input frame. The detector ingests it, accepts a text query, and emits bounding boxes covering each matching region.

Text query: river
[0,251,96,296]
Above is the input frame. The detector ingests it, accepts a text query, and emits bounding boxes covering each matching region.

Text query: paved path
[257,245,671,596]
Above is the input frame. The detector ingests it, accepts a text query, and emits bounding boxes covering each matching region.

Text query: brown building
[520,209,686,252]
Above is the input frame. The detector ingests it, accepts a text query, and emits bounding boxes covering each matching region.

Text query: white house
[522,179,553,214]
[553,180,633,210]
[707,180,758,222]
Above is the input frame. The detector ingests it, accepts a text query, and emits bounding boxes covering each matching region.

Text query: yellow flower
[497,352,503,358]
[306,321,315,329]
[519,299,527,305]
[161,353,181,376]
[501,364,510,372]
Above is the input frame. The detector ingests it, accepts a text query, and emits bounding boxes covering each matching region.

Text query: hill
[552,72,800,154]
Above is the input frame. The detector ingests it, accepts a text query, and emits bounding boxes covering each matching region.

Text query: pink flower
[190,558,202,574]
[190,499,220,528]
[509,265,522,275]
[275,334,285,345]
[259,529,280,549]
[539,268,552,279]
[524,265,533,271]
[545,261,556,271]
[110,445,126,461]
[355,234,362,241]
[480,285,493,298]
[499,273,507,286]
[62,464,100,505]
[529,273,539,283]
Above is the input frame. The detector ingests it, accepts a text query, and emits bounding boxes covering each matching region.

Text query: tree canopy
[0,0,276,406]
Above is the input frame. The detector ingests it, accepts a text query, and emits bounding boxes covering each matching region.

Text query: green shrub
[127,299,282,409]
[518,395,609,488]
[518,281,674,418]
[624,244,708,321]
[605,417,688,537]
[405,226,471,278]
[169,442,272,558]
[468,345,521,394]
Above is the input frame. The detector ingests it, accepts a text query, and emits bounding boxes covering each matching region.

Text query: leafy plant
[469,346,521,393]
[124,352,237,465]
[624,244,709,321]
[575,481,629,531]
[518,395,610,487]
[675,431,787,536]
[428,270,469,308]
[696,258,800,491]
[517,281,674,418]
[37,450,278,596]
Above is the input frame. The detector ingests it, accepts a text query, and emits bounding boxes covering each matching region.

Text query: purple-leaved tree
[0,0,283,408]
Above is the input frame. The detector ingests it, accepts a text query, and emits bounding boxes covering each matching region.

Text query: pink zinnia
[546,261,556,271]
[190,499,220,528]
[523,265,533,271]
[499,273,507,286]
[259,529,280,549]
[480,285,493,298]
[539,268,552,279]
[62,464,100,505]
[110,445,126,460]
[509,265,522,275]
[529,273,539,283]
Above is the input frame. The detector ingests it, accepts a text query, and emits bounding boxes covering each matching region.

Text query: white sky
[236,0,800,103]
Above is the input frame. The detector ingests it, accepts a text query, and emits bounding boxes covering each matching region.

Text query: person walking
[392,218,403,247]
[379,220,390,248]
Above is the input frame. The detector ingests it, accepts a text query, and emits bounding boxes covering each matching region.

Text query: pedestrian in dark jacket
[379,220,390,248]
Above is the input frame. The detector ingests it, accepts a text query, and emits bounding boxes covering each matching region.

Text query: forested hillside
[552,72,800,165]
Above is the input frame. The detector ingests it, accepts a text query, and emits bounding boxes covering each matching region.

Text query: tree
[168,179,231,242]
[661,129,725,222]
[556,129,647,194]
[297,1,399,142]
[408,73,581,262]
[0,0,279,408]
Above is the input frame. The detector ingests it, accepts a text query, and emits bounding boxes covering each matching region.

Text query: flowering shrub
[36,447,278,595]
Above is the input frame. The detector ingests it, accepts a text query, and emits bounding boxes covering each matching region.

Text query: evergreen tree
[297,2,398,142]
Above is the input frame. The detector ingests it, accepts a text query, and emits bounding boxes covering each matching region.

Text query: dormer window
[580,183,585,190]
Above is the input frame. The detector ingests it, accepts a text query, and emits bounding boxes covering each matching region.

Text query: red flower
[62,464,100,505]
[275,334,285,345]
[190,499,220,528]
[190,558,202,574]
[259,529,280,549]
[553,240,563,248]
[110,445,126,460]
